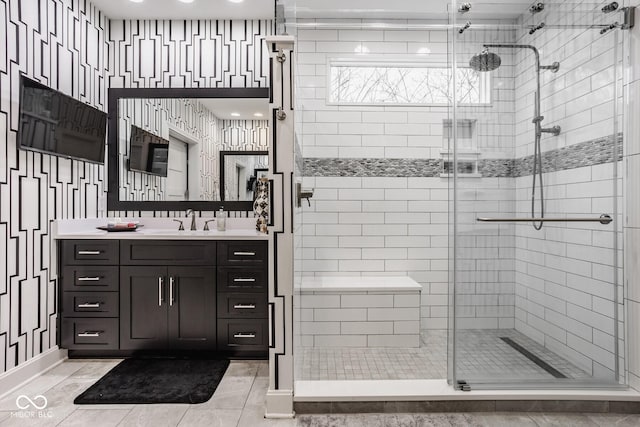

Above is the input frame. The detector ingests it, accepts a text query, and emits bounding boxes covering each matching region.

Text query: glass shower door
[451,1,624,388]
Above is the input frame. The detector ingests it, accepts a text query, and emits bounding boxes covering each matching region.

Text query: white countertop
[53,218,268,240]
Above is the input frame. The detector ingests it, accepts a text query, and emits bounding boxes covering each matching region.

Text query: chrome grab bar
[476,214,612,224]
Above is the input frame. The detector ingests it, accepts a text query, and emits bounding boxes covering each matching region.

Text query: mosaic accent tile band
[303,134,623,178]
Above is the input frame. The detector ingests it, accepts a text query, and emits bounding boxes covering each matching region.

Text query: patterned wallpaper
[0,2,273,375]
[0,0,109,374]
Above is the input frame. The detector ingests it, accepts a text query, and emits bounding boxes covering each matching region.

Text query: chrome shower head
[469,48,502,72]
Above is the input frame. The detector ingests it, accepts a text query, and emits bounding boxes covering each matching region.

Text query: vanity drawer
[217,319,267,351]
[217,241,267,266]
[120,241,216,265]
[217,267,267,292]
[217,293,268,318]
[62,266,119,291]
[61,318,119,350]
[62,292,119,317]
[61,240,119,265]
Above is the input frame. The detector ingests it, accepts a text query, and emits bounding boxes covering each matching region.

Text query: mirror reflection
[220,151,269,201]
[117,97,269,202]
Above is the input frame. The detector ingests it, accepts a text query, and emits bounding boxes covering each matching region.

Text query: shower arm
[483,44,542,120]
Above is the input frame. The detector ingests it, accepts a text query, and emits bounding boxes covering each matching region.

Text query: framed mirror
[219,151,269,202]
[107,87,270,211]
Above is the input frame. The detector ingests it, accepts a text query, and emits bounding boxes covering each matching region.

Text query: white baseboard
[0,347,68,400]
[265,389,295,418]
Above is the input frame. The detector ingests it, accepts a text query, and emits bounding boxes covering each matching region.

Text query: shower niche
[441,119,480,177]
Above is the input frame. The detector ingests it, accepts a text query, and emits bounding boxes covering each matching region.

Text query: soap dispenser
[216,207,227,231]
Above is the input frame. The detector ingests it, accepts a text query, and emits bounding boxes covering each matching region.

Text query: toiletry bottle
[217,207,227,231]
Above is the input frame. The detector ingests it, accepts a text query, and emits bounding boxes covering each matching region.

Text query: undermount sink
[138,228,222,235]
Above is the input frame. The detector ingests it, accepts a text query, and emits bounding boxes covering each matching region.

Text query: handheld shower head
[469,48,502,72]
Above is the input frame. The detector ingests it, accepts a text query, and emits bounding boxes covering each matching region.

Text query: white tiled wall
[297,25,517,331]
[506,7,624,378]
[298,290,421,348]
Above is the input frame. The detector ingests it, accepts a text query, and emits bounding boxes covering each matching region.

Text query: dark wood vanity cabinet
[120,266,216,351]
[59,240,120,351]
[217,241,269,354]
[59,239,267,358]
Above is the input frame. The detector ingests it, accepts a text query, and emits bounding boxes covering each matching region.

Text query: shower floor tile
[295,329,590,381]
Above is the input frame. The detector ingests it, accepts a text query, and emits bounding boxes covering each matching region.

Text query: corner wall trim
[0,347,68,401]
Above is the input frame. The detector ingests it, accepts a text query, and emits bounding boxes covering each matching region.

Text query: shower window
[328,60,490,105]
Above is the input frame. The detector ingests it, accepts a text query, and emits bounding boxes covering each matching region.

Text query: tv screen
[128,125,169,177]
[18,75,107,163]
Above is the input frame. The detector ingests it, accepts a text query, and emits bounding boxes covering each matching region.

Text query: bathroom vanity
[54,218,268,359]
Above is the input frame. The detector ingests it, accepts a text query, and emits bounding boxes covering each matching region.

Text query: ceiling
[198,98,269,120]
[282,0,540,20]
[91,0,274,20]
[89,0,571,22]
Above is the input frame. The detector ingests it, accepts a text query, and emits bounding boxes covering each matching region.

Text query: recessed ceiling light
[254,113,264,117]
[231,112,241,117]
[178,0,194,3]
[128,0,144,3]
[228,0,244,3]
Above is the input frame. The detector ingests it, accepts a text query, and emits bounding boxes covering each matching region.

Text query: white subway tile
[314,335,367,347]
[362,248,408,259]
[338,189,385,200]
[394,294,420,308]
[341,294,394,308]
[300,294,341,308]
[314,308,368,321]
[339,236,385,247]
[300,322,340,335]
[315,248,361,260]
[341,322,394,335]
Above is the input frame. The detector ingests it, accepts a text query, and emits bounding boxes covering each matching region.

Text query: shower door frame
[448,2,626,390]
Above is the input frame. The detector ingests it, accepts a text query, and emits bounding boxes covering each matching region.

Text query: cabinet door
[120,266,168,350]
[167,267,216,350]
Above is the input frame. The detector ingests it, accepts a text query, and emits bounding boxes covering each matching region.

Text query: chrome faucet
[185,209,197,231]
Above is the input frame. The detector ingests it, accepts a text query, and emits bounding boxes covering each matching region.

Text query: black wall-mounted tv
[128,125,169,177]
[18,75,107,164]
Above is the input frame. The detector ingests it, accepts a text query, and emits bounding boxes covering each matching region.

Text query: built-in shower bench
[298,276,422,348]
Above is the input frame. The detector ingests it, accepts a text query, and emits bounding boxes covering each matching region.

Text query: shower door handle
[476,214,612,224]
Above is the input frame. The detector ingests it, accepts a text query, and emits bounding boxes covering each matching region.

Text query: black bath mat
[74,358,229,404]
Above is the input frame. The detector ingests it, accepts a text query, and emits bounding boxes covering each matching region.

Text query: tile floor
[296,329,590,381]
[0,359,637,426]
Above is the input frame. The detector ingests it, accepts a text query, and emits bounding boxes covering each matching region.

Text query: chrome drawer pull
[233,304,256,309]
[234,333,256,338]
[77,303,101,308]
[78,331,101,337]
[233,251,256,256]
[233,278,256,282]
[77,277,101,282]
[77,250,101,255]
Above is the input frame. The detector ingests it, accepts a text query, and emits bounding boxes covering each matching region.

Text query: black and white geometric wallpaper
[0,0,109,374]
[221,119,269,151]
[1,0,273,375]
[106,19,272,89]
